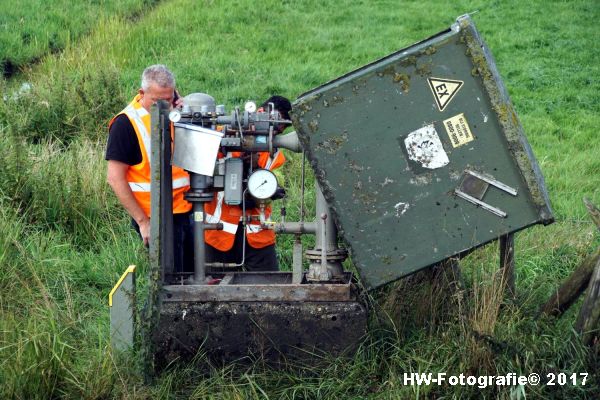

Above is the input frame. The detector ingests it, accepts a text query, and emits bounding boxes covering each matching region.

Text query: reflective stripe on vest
[205,212,238,234]
[246,224,263,234]
[204,192,238,235]
[264,150,284,170]
[128,176,190,192]
[123,104,152,164]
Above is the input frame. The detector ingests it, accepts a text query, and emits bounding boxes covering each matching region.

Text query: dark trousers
[132,212,194,273]
[205,223,279,272]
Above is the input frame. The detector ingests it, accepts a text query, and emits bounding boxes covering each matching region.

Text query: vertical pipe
[193,202,206,283]
[320,213,328,277]
[300,151,306,222]
[316,184,338,251]
[312,183,344,279]
[292,235,303,284]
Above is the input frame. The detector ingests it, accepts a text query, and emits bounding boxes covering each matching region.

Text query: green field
[0,0,599,398]
[0,0,158,77]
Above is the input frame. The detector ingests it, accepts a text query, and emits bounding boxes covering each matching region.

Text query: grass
[0,0,599,398]
[0,0,159,77]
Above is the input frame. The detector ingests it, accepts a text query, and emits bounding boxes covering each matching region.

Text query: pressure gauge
[169,109,181,123]
[244,101,257,113]
[247,169,278,200]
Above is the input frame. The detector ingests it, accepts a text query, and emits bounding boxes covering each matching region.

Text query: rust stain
[393,73,411,92]
[316,132,349,154]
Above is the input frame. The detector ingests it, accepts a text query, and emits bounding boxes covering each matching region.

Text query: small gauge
[169,110,182,123]
[247,169,278,200]
[244,101,257,113]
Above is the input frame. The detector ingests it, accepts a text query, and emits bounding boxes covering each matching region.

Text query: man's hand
[173,89,184,109]
[138,217,151,247]
[107,160,151,246]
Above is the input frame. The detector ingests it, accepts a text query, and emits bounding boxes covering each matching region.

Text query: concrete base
[152,300,367,369]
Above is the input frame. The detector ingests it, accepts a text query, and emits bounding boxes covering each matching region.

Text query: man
[106,64,193,273]
[204,95,292,271]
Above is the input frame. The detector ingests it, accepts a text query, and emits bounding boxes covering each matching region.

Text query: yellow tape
[108,265,136,307]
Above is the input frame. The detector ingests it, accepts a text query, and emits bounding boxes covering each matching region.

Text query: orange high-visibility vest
[109,94,191,217]
[204,150,286,250]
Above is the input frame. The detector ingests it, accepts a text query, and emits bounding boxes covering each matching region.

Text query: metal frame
[148,100,356,303]
[161,271,355,302]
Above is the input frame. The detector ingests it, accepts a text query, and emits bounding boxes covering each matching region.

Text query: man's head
[261,95,292,120]
[261,95,292,134]
[139,64,176,112]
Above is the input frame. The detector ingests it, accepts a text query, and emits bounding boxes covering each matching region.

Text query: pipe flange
[305,249,348,261]
[184,192,214,202]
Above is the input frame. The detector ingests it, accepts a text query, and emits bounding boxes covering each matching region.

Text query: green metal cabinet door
[292,15,553,289]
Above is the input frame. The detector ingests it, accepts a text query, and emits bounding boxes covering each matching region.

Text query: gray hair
[141,64,176,91]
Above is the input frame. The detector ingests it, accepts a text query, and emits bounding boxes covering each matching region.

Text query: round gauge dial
[247,169,278,200]
[168,110,182,123]
[244,101,257,113]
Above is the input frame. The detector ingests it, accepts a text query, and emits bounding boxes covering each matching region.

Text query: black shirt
[105,114,142,165]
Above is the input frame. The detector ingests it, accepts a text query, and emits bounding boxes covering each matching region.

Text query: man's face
[139,83,175,112]
[273,110,288,134]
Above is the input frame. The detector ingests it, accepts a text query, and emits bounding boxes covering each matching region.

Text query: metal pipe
[292,235,303,284]
[307,183,345,281]
[239,189,247,267]
[193,202,206,284]
[316,184,338,250]
[300,151,306,222]
[205,262,242,269]
[271,221,316,235]
[320,213,328,278]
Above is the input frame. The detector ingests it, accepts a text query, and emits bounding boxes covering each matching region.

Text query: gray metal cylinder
[316,185,338,251]
[306,183,346,281]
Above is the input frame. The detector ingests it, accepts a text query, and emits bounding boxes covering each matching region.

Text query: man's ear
[138,88,145,97]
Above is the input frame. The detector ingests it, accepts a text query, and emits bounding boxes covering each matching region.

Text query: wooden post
[538,247,600,317]
[499,233,515,298]
[583,197,600,232]
[538,198,600,317]
[575,256,600,346]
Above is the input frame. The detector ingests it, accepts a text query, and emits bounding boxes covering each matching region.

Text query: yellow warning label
[428,77,464,111]
[194,211,204,222]
[443,113,475,148]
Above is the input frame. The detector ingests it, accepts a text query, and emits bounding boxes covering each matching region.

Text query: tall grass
[0,0,598,398]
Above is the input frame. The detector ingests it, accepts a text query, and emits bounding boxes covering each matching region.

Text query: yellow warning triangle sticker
[427,77,464,111]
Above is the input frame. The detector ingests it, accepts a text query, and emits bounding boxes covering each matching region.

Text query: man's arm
[107,160,150,246]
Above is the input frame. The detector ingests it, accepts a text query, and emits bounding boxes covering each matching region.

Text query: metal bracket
[455,170,518,218]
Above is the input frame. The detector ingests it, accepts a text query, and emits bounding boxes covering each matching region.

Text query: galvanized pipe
[307,183,345,281]
[300,151,306,222]
[192,203,206,284]
[320,213,329,279]
[316,185,339,251]
[292,235,303,284]
[271,221,316,235]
